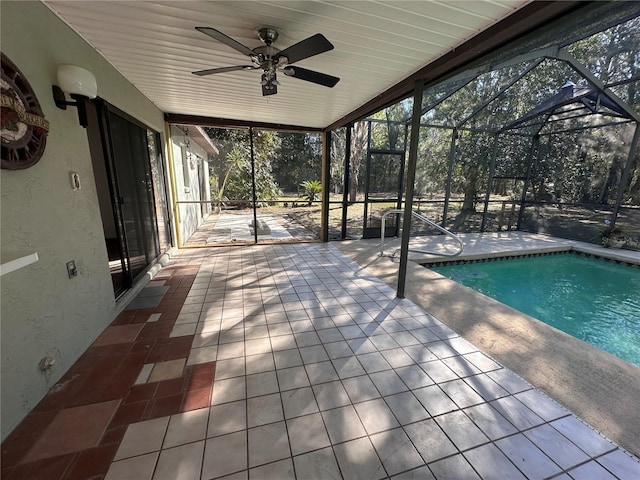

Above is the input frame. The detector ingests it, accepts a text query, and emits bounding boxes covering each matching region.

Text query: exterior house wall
[170,126,210,243]
[0,1,166,440]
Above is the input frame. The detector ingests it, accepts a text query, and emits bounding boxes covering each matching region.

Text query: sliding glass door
[87,100,169,296]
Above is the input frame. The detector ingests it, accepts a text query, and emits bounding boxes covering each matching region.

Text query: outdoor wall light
[52,64,97,128]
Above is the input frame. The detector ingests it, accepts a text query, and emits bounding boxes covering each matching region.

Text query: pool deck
[335,232,640,457]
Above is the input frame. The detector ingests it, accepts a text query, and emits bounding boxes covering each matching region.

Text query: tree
[204,127,280,204]
[349,121,368,202]
[330,128,346,195]
[271,132,321,193]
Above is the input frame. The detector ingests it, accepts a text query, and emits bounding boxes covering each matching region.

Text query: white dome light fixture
[52,64,97,127]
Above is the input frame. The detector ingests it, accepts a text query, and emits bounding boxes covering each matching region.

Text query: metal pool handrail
[379,209,464,257]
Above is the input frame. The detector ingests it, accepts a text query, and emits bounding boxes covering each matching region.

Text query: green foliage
[271,132,322,193]
[204,128,280,204]
[409,13,640,214]
[300,180,322,205]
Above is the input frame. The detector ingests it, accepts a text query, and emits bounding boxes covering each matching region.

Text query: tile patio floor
[2,243,639,479]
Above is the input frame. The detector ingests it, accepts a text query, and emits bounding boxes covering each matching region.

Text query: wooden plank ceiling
[45,1,537,129]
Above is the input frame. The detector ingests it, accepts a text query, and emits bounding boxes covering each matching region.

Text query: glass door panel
[363,152,405,238]
[106,108,160,281]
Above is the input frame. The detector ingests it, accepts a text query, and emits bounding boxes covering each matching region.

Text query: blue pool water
[433,254,640,367]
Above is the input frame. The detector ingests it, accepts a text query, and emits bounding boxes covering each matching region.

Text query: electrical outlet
[66,260,78,278]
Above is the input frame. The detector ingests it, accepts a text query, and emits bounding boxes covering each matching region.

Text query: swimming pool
[432,253,640,367]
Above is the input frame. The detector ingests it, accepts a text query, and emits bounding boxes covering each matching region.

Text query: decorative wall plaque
[1,53,49,170]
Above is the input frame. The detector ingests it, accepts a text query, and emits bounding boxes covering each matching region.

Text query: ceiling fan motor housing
[258,27,279,45]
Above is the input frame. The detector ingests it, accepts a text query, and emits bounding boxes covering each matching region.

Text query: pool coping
[416,244,640,267]
[335,233,640,458]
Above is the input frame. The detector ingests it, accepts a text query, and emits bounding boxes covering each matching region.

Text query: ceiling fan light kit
[193,26,340,96]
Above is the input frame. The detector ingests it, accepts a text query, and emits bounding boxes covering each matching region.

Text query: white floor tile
[249,458,295,480]
[211,377,246,405]
[357,352,392,373]
[429,454,481,480]
[247,393,284,427]
[383,391,429,425]
[490,396,545,430]
[463,403,518,441]
[390,465,435,480]
[170,322,197,338]
[403,345,437,364]
[114,417,169,461]
[467,444,529,479]
[273,349,303,368]
[404,418,457,464]
[495,433,562,479]
[353,398,400,435]
[105,452,158,480]
[305,361,339,384]
[276,365,311,391]
[312,381,351,411]
[208,400,247,437]
[419,359,458,383]
[299,345,330,364]
[248,421,291,468]
[216,358,246,379]
[246,371,279,397]
[281,387,319,419]
[342,375,381,403]
[163,408,208,448]
[395,365,433,389]
[321,404,367,444]
[186,345,218,366]
[323,341,353,360]
[369,370,409,396]
[380,348,415,368]
[440,378,485,409]
[217,341,246,360]
[293,447,342,480]
[435,410,489,451]
[524,424,591,469]
[202,431,247,479]
[153,441,204,480]
[334,437,386,480]
[412,385,458,417]
[245,338,272,356]
[331,356,366,379]
[287,412,330,455]
[370,428,425,475]
[550,416,617,457]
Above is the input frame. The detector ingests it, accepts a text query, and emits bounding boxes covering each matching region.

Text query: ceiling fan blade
[275,34,334,64]
[283,66,340,87]
[192,65,255,76]
[195,27,256,57]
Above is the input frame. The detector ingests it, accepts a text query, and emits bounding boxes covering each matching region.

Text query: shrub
[300,180,322,206]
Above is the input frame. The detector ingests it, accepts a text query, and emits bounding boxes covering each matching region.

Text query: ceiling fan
[192,26,340,96]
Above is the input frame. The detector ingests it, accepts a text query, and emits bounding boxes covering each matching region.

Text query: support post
[362,121,373,232]
[612,123,640,225]
[249,127,259,244]
[320,130,331,242]
[164,122,182,248]
[481,134,499,232]
[341,125,352,239]
[397,79,425,299]
[442,128,458,227]
[517,134,539,229]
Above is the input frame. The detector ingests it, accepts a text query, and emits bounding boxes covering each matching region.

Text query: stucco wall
[0,2,166,440]
[170,126,210,243]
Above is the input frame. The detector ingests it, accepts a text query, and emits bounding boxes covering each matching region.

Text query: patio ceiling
[45,1,569,130]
